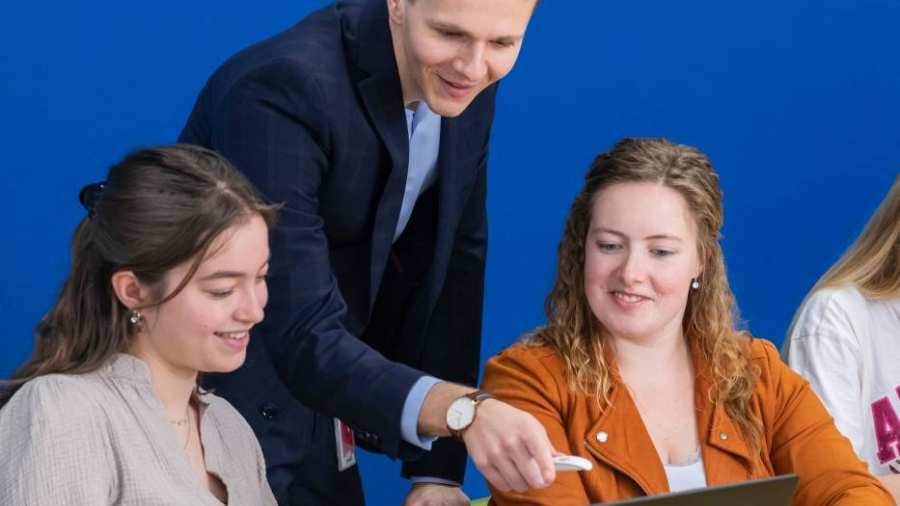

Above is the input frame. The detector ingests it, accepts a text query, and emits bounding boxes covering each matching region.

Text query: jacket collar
[339,0,400,80]
[691,342,754,466]
[583,381,669,494]
[582,342,754,494]
[691,346,753,468]
[338,0,407,168]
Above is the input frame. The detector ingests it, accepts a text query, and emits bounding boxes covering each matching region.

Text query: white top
[663,451,707,492]
[0,353,277,505]
[783,284,900,475]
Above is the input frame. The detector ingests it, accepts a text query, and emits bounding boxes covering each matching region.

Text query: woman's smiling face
[133,214,270,375]
[584,181,702,344]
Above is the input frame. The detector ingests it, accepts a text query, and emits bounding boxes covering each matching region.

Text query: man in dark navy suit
[180,0,554,504]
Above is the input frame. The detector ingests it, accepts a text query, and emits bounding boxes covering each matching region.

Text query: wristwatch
[446,390,494,439]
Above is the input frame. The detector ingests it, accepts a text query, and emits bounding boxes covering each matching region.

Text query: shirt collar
[105,353,211,406]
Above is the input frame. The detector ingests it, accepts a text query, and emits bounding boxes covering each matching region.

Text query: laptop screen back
[598,474,798,506]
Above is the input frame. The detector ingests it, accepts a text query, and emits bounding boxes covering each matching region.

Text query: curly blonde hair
[531,138,762,453]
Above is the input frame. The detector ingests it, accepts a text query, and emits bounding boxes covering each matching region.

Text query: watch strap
[465,390,494,403]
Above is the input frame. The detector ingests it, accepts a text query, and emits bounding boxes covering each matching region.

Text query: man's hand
[417,382,557,493]
[462,398,556,493]
[403,483,469,506]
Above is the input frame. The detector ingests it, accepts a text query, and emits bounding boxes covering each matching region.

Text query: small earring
[129,310,144,327]
[691,279,700,290]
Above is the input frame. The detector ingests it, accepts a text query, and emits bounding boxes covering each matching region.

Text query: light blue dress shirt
[394,101,441,241]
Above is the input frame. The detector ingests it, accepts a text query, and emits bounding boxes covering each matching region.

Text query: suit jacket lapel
[398,113,483,365]
[358,76,408,312]
[342,0,410,312]
[432,115,463,284]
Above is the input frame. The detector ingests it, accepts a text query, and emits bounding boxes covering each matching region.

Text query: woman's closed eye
[595,241,622,252]
[207,288,235,299]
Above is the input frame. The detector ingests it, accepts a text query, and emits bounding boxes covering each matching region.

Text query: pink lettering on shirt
[872,389,900,466]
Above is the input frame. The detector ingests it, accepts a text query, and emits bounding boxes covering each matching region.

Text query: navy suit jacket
[179,0,496,489]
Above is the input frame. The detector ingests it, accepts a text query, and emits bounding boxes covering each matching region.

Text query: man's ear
[386,0,406,25]
[111,270,150,310]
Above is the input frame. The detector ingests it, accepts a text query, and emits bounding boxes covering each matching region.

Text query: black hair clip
[78,182,106,218]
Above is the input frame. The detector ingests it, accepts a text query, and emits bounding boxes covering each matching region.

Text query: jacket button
[719,432,728,440]
[260,403,279,421]
[596,431,609,443]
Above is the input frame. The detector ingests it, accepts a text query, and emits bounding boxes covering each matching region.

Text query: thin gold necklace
[168,404,189,426]
[168,404,192,451]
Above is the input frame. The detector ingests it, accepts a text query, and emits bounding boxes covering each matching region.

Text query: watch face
[447,397,476,431]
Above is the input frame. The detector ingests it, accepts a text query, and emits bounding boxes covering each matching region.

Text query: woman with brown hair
[0,145,278,505]
[481,138,891,505]
[783,175,900,500]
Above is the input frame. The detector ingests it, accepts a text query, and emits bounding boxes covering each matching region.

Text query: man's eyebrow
[428,20,522,43]
[429,20,468,34]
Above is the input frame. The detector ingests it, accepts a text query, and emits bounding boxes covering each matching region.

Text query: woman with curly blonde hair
[481,138,890,505]
[784,175,900,500]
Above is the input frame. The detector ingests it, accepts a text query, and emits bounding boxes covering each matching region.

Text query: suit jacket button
[596,431,609,443]
[719,432,728,441]
[260,403,279,421]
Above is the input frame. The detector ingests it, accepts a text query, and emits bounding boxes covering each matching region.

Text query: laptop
[598,474,798,506]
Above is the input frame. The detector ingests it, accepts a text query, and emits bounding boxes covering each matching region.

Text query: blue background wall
[1,0,897,503]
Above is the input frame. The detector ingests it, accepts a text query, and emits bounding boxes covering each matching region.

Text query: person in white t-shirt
[784,174,900,500]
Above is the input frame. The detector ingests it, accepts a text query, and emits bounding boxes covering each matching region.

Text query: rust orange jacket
[481,338,893,506]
